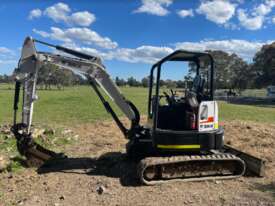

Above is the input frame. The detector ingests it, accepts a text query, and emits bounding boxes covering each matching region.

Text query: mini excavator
[11,37,265,185]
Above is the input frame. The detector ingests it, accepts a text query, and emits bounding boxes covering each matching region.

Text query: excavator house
[11,37,265,185]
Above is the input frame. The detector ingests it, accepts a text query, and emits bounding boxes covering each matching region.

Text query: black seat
[191,75,205,102]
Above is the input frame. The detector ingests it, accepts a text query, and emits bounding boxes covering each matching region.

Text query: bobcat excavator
[11,37,265,185]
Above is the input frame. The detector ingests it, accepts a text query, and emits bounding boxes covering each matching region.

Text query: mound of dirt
[225,121,275,157]
[0,118,274,206]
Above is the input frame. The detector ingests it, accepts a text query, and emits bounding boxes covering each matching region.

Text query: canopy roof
[153,50,213,67]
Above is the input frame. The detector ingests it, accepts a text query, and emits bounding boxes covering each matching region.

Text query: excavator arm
[12,37,140,166]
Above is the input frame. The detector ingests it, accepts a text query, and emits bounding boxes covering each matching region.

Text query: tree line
[115,76,186,88]
[1,41,275,92]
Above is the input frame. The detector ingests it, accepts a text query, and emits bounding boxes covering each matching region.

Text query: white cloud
[174,39,272,60]
[65,39,274,64]
[64,28,118,49]
[0,59,17,65]
[28,9,42,20]
[53,39,173,64]
[253,0,275,16]
[237,9,264,30]
[266,0,275,7]
[30,2,95,26]
[134,0,173,16]
[0,47,14,55]
[32,29,50,38]
[177,9,194,18]
[195,0,274,30]
[196,0,236,24]
[62,43,173,64]
[0,47,16,66]
[110,46,174,63]
[236,0,275,30]
[70,11,95,27]
[273,16,275,23]
[44,2,70,23]
[253,3,272,16]
[33,27,118,49]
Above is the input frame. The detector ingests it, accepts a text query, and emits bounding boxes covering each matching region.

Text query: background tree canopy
[252,42,275,87]
[1,41,274,92]
[188,50,251,93]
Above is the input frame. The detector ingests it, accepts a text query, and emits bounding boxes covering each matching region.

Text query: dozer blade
[137,154,246,185]
[11,125,66,167]
[223,145,265,177]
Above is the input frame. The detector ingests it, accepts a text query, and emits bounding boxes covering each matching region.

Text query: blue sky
[0,0,274,80]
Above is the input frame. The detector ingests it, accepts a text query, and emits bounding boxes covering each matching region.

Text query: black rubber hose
[14,81,21,111]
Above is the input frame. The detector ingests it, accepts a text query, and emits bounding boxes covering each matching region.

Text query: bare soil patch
[0,118,275,206]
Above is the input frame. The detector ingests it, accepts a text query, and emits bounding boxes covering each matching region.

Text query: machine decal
[157,144,201,149]
[198,101,217,132]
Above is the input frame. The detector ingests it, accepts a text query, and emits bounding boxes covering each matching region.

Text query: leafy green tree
[188,50,250,92]
[0,74,13,83]
[127,76,140,87]
[164,79,177,88]
[252,42,275,87]
[141,76,149,87]
[115,77,126,86]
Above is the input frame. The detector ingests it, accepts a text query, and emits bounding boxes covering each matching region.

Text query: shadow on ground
[36,152,140,187]
[252,182,275,200]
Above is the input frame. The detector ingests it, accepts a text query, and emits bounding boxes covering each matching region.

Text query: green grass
[1,84,275,126]
[1,85,149,126]
[219,101,275,123]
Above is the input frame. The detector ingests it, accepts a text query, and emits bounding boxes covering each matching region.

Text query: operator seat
[186,92,199,110]
[191,75,205,102]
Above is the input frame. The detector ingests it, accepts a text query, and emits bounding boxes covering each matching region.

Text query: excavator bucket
[11,124,66,167]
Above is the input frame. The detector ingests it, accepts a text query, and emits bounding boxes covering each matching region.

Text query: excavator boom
[12,37,140,166]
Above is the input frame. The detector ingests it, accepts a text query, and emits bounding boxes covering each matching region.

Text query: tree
[115,77,126,86]
[229,54,252,93]
[175,80,185,88]
[164,79,177,88]
[37,64,80,89]
[141,76,149,87]
[159,79,165,87]
[252,42,275,87]
[37,64,55,89]
[188,50,250,92]
[0,74,13,83]
[127,77,140,87]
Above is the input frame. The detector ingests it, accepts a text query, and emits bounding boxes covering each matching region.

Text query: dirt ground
[0,118,275,206]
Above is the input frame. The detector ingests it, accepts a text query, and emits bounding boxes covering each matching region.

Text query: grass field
[1,84,275,126]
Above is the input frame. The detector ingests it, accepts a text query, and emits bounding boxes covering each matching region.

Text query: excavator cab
[146,50,223,153]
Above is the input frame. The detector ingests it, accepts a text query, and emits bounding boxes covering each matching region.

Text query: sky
[0,0,274,80]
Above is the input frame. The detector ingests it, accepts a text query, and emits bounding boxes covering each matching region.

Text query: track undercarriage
[138,153,245,185]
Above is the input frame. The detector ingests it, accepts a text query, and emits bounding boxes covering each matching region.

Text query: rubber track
[137,153,245,185]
